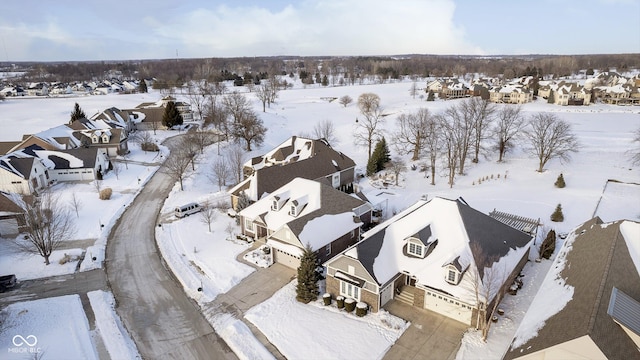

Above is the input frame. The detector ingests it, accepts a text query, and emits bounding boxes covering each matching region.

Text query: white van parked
[175,202,201,218]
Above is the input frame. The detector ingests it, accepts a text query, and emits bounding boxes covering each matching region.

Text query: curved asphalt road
[105,136,236,359]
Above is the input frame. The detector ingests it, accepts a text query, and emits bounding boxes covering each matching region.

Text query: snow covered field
[1,77,639,359]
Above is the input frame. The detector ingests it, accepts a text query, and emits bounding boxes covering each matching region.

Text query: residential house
[33,146,111,181]
[229,136,356,209]
[125,96,194,130]
[238,178,372,268]
[0,191,25,237]
[506,218,640,360]
[90,107,134,133]
[0,150,50,194]
[70,121,129,156]
[554,82,592,105]
[489,85,533,104]
[324,197,534,327]
[25,82,48,96]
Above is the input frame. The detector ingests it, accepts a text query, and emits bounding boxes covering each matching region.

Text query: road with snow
[105,136,236,359]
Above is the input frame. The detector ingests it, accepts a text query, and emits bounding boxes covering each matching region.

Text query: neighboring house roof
[0,156,36,178]
[0,141,21,155]
[507,218,640,359]
[232,136,356,201]
[338,197,532,305]
[35,147,102,170]
[239,178,368,251]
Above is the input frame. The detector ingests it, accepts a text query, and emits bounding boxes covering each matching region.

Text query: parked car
[0,274,17,292]
[175,202,201,218]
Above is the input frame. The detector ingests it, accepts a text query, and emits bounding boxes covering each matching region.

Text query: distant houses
[124,96,193,131]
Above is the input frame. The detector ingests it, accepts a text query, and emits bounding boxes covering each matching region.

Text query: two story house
[325,197,534,327]
[238,178,372,269]
[229,136,356,209]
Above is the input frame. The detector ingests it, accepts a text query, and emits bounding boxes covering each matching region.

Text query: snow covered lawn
[245,281,409,360]
[0,295,97,359]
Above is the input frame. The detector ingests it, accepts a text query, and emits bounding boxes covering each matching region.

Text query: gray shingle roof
[506,218,640,359]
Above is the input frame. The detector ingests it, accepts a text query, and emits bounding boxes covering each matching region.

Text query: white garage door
[380,283,394,307]
[274,248,301,269]
[424,291,473,325]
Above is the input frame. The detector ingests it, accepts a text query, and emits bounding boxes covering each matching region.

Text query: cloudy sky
[1,0,638,61]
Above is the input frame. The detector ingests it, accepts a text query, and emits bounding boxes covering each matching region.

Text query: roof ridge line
[587,221,621,333]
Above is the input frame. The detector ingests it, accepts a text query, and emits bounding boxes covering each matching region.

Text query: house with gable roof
[238,177,372,269]
[229,136,356,209]
[506,217,640,360]
[0,150,50,194]
[489,85,533,104]
[324,197,534,327]
[125,95,193,130]
[32,146,111,181]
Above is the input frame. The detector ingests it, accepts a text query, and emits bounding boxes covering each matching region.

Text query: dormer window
[447,269,457,283]
[289,195,308,217]
[102,135,109,143]
[271,191,290,211]
[92,136,99,144]
[408,242,424,257]
[271,199,279,211]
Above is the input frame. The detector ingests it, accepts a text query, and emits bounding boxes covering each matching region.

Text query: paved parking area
[383,300,468,360]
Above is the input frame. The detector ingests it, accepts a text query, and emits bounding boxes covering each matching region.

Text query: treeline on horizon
[3,53,639,85]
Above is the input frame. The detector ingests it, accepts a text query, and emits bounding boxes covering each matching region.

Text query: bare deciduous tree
[69,192,82,218]
[210,157,231,191]
[186,130,215,155]
[438,114,461,188]
[339,95,353,107]
[354,93,385,161]
[357,92,381,114]
[199,201,217,232]
[493,105,526,162]
[13,191,76,265]
[93,179,102,193]
[112,162,122,180]
[409,80,418,99]
[226,144,246,184]
[231,110,267,151]
[424,114,442,185]
[392,108,431,161]
[443,102,474,176]
[468,97,496,163]
[525,113,580,172]
[223,91,252,124]
[386,158,407,186]
[186,81,208,120]
[163,148,192,191]
[255,82,270,112]
[313,119,338,145]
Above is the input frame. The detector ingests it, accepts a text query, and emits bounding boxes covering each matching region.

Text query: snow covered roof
[342,197,532,305]
[239,178,367,251]
[233,136,356,202]
[0,191,23,214]
[507,218,640,360]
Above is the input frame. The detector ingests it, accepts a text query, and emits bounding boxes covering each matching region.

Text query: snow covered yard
[245,281,409,360]
[0,295,97,359]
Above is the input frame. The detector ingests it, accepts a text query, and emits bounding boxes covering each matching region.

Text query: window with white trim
[339,280,361,301]
[244,218,254,233]
[325,244,331,256]
[447,269,457,284]
[408,242,424,257]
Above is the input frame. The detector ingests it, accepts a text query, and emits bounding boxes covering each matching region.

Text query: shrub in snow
[99,188,112,200]
[540,229,556,259]
[550,203,564,222]
[554,173,566,188]
[323,293,332,306]
[356,302,368,317]
[344,298,356,312]
[336,296,345,309]
[59,253,72,265]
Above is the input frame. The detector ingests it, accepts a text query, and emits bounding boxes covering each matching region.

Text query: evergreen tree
[550,203,564,222]
[554,173,566,188]
[427,90,435,101]
[236,192,252,212]
[547,90,555,104]
[296,244,319,303]
[138,79,148,93]
[366,137,391,176]
[70,102,86,123]
[321,75,329,86]
[539,229,556,259]
[162,101,184,128]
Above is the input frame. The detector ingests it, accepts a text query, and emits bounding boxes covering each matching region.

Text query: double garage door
[273,248,301,269]
[424,291,473,325]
